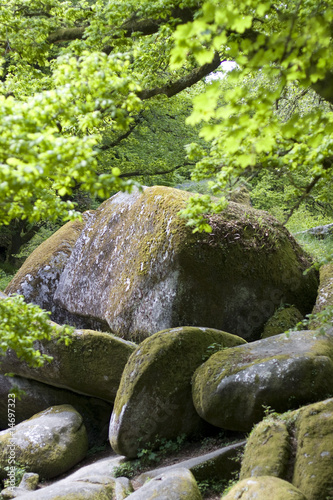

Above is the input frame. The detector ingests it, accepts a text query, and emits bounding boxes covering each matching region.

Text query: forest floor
[40,430,246,499]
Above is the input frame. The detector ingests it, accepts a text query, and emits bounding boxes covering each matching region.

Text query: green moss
[240,419,290,480]
[311,262,333,327]
[292,398,333,500]
[261,306,303,339]
[222,476,307,499]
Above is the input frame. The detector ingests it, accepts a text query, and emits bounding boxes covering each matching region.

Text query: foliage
[170,1,333,230]
[289,306,333,336]
[1,0,333,359]
[3,461,27,488]
[0,295,73,367]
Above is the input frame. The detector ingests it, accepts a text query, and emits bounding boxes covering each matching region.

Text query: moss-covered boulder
[221,477,307,500]
[292,398,333,500]
[0,374,112,446]
[261,305,303,339]
[1,328,136,403]
[0,405,88,480]
[310,262,333,329]
[239,419,290,480]
[7,186,318,342]
[126,468,202,500]
[238,398,333,500]
[109,326,246,458]
[192,330,333,432]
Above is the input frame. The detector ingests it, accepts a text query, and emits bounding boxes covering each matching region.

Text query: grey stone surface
[0,374,112,447]
[126,468,202,500]
[192,330,333,431]
[0,405,88,480]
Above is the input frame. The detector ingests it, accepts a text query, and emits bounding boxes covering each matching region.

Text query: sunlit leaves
[0,295,73,367]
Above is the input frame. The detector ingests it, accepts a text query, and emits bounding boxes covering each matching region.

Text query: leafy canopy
[1,0,333,361]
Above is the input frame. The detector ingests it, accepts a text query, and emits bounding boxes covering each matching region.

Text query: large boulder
[192,330,333,431]
[0,405,88,480]
[109,327,246,458]
[0,374,112,446]
[221,476,307,500]
[6,186,318,342]
[239,398,333,500]
[1,328,136,402]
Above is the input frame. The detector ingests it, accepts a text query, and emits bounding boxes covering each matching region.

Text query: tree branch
[119,162,195,178]
[138,52,222,100]
[97,113,144,151]
[47,6,195,44]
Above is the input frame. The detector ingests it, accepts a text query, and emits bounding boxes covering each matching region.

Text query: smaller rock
[296,223,333,239]
[0,374,112,447]
[15,456,128,499]
[1,473,39,499]
[221,476,307,499]
[292,398,333,500]
[310,262,333,329]
[18,472,39,490]
[240,419,290,479]
[0,405,88,480]
[261,306,303,339]
[126,468,202,499]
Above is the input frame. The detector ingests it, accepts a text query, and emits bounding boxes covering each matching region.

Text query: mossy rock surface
[240,419,290,479]
[125,468,202,500]
[292,398,333,500]
[109,326,246,458]
[235,398,333,500]
[310,262,333,328]
[192,330,333,431]
[0,374,112,446]
[1,329,136,402]
[221,476,307,500]
[8,186,318,342]
[261,306,303,339]
[0,405,88,480]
